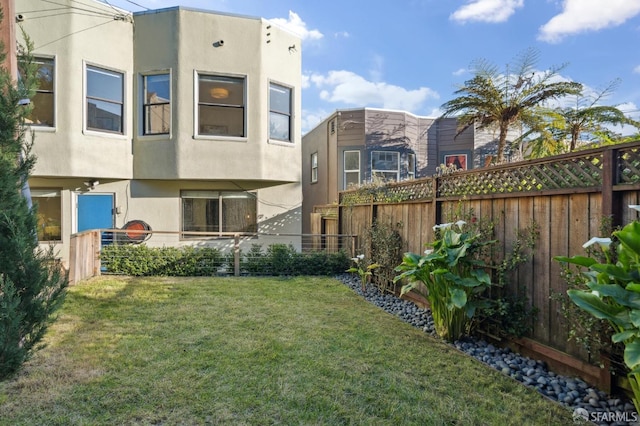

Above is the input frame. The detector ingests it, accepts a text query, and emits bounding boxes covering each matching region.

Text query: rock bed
[336,274,637,426]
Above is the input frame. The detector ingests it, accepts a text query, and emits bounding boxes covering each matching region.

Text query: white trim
[82,60,127,137]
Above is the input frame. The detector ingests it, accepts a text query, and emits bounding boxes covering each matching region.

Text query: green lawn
[0,276,574,425]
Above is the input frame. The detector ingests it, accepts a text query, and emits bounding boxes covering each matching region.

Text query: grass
[0,276,574,425]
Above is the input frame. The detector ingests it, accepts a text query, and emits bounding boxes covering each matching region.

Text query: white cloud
[268,11,323,42]
[308,70,439,112]
[334,31,350,38]
[301,74,310,89]
[450,0,524,23]
[634,65,640,74]
[538,0,640,43]
[453,68,468,76]
[301,108,331,134]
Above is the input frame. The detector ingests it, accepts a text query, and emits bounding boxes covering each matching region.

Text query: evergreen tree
[0,14,67,379]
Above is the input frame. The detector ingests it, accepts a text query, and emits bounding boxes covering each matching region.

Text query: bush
[102,243,351,277]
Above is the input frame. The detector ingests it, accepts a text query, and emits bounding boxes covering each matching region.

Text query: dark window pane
[198,105,244,137]
[87,99,123,133]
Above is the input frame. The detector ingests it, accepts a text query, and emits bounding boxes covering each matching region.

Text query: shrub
[102,243,350,277]
[394,221,495,342]
[555,208,640,413]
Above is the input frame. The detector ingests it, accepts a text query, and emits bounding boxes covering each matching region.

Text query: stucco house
[18,1,303,265]
[301,108,503,234]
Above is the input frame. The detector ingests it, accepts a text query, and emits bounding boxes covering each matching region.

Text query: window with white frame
[181,190,257,236]
[86,65,124,134]
[407,153,416,180]
[143,73,170,135]
[269,83,292,142]
[197,74,245,137]
[20,56,54,127]
[32,189,62,241]
[311,152,318,183]
[344,150,360,189]
[371,151,399,182]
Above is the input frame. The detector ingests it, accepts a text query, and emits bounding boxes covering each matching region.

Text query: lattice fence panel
[618,146,640,185]
[438,153,603,197]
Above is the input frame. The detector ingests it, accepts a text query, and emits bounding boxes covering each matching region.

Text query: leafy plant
[363,219,403,292]
[394,221,496,342]
[347,254,380,292]
[554,208,640,412]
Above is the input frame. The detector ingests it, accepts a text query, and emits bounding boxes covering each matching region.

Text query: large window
[311,152,318,183]
[86,65,124,134]
[269,83,292,142]
[344,150,360,189]
[32,189,61,242]
[181,191,257,236]
[371,151,399,182]
[198,74,245,137]
[20,56,54,127]
[143,73,170,135]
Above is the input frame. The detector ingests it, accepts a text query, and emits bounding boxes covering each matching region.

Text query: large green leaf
[567,289,627,326]
[627,283,640,293]
[630,309,640,328]
[591,264,633,283]
[617,222,640,256]
[625,340,640,370]
[553,255,597,267]
[471,269,491,285]
[449,287,467,309]
[588,284,640,309]
[613,330,638,343]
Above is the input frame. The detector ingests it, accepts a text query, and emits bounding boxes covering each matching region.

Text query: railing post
[601,148,622,228]
[234,233,240,277]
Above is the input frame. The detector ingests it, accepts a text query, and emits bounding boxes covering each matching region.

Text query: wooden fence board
[532,196,551,343]
[549,195,570,352]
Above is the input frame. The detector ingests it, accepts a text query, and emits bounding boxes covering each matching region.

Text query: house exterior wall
[132,8,301,184]
[23,1,134,179]
[301,108,485,234]
[19,2,302,265]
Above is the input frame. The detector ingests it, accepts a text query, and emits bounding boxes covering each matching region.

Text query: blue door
[77,194,114,232]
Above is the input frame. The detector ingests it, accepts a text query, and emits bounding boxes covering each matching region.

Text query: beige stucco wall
[19,2,302,266]
[19,0,134,179]
[132,8,301,185]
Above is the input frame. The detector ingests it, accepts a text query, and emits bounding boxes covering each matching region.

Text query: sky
[99,0,640,135]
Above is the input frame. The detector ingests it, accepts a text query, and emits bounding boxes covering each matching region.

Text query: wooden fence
[337,140,640,390]
[68,230,102,285]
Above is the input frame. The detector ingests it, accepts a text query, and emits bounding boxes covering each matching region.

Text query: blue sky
[101,0,640,134]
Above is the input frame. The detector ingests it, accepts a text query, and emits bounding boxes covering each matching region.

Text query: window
[311,152,318,183]
[86,65,124,133]
[32,189,61,241]
[407,153,416,180]
[181,191,257,236]
[143,73,170,135]
[371,151,399,182]
[198,74,245,137]
[344,150,360,189]
[269,83,292,142]
[20,57,54,127]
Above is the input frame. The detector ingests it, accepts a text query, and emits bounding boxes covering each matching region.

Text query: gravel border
[336,274,638,426]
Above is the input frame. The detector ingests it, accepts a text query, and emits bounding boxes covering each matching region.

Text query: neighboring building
[18,1,302,264]
[301,108,499,234]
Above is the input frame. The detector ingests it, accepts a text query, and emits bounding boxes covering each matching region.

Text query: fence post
[601,148,622,228]
[234,234,240,277]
